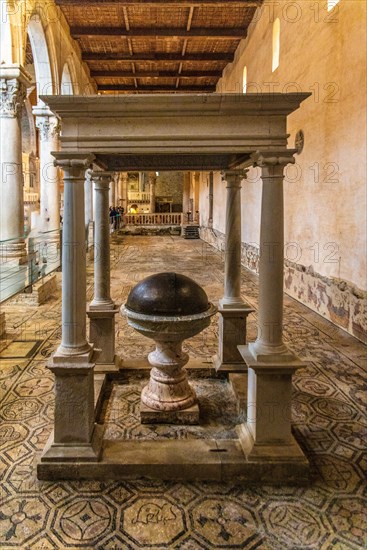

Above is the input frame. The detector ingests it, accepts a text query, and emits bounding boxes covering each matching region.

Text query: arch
[22,99,37,155]
[61,62,74,95]
[27,14,54,99]
[0,0,23,64]
[272,18,280,72]
[0,16,13,64]
[242,66,247,93]
[327,0,340,10]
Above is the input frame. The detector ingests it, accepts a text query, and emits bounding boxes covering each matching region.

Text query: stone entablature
[39,93,311,171]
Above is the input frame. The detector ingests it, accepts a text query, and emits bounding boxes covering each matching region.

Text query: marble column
[208,171,214,227]
[84,168,94,250]
[116,172,123,206]
[182,172,191,230]
[109,175,116,207]
[120,172,129,213]
[138,172,144,192]
[41,152,103,463]
[0,66,31,262]
[149,172,156,213]
[194,172,200,223]
[214,170,253,372]
[238,151,306,464]
[33,106,61,235]
[87,171,120,372]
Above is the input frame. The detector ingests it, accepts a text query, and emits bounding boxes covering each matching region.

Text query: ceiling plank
[83,52,234,61]
[70,26,246,38]
[56,1,260,6]
[91,70,222,77]
[98,85,216,92]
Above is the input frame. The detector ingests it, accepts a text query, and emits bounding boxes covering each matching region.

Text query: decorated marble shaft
[121,272,217,422]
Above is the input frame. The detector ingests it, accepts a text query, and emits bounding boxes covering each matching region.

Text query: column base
[214,305,254,372]
[248,341,296,363]
[94,354,122,374]
[140,400,200,425]
[236,423,309,481]
[87,305,119,370]
[239,343,304,369]
[40,424,103,463]
[0,241,28,265]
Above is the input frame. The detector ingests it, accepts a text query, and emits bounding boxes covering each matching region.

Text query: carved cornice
[0,78,26,118]
[35,115,61,142]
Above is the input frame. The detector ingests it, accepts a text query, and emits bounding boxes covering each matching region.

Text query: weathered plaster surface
[197,0,367,342]
[200,226,367,343]
[156,171,184,211]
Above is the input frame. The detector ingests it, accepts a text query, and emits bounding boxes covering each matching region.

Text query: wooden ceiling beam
[98,84,216,92]
[91,70,222,77]
[82,52,233,61]
[57,1,260,6]
[71,26,245,38]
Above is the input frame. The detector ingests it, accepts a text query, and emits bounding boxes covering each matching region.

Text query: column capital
[221,169,248,186]
[0,65,31,118]
[53,153,95,174]
[91,171,113,189]
[251,150,296,169]
[34,113,61,142]
[85,168,93,180]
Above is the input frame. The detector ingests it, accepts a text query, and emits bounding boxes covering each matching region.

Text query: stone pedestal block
[87,306,120,372]
[214,306,253,372]
[238,344,305,447]
[12,274,57,306]
[41,349,102,462]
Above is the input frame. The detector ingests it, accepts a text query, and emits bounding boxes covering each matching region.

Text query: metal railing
[0,229,61,303]
[124,213,183,226]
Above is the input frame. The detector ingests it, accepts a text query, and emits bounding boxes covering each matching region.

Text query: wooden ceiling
[55,0,262,93]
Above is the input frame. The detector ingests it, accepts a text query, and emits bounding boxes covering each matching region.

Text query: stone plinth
[237,344,308,472]
[140,401,200,425]
[42,349,102,463]
[88,306,120,373]
[214,305,254,372]
[11,274,57,306]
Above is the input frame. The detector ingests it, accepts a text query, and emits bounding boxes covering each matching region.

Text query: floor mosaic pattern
[0,235,366,549]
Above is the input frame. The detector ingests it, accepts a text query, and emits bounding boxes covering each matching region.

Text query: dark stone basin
[125,272,210,316]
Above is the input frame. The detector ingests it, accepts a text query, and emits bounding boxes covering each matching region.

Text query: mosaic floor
[0,235,366,549]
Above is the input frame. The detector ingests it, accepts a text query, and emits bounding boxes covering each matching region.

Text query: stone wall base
[200,226,367,344]
[121,225,181,236]
[11,274,57,306]
[0,312,6,338]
